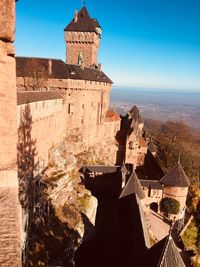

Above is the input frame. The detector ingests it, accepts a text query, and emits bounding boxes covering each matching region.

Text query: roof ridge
[16,56,63,61]
[119,170,145,199]
[158,235,170,266]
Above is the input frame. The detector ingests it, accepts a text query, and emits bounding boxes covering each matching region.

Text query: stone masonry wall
[65,32,100,67]
[17,76,112,154]
[17,99,66,168]
[0,0,22,266]
[16,94,120,168]
[163,186,188,219]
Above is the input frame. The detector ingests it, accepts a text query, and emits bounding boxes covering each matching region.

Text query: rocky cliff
[24,135,118,266]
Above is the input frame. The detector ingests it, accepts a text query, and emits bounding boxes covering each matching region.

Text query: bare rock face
[47,145,97,232]
[0,0,15,42]
[76,137,118,166]
[27,143,97,265]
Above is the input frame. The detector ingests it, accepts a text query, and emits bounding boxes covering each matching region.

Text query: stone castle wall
[142,188,163,212]
[16,75,116,164]
[0,0,22,266]
[65,31,100,67]
[125,134,147,168]
[17,98,66,168]
[16,87,120,168]
[163,186,188,219]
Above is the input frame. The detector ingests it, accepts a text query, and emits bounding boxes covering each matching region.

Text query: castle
[16,6,120,167]
[0,3,190,266]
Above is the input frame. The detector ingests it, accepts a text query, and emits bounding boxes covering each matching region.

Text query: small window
[82,104,85,109]
[129,141,133,150]
[43,101,45,108]
[68,104,71,114]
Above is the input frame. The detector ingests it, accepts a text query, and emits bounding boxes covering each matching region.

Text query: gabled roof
[17,91,63,105]
[159,162,190,188]
[64,7,101,33]
[105,109,120,122]
[119,171,145,199]
[143,235,185,267]
[136,151,164,181]
[139,136,147,148]
[81,165,121,174]
[16,57,112,84]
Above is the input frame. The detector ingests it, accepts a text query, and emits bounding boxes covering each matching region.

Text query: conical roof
[119,170,145,199]
[143,235,186,267]
[159,162,190,187]
[64,6,101,32]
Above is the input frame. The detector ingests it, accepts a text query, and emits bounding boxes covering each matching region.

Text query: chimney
[98,63,102,71]
[74,10,78,23]
[48,59,52,75]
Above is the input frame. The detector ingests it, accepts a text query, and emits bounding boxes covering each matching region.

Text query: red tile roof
[105,109,120,122]
[139,136,147,148]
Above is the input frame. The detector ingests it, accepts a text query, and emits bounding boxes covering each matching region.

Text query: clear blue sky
[15,0,200,90]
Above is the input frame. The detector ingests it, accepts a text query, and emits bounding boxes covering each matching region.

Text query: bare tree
[22,58,48,91]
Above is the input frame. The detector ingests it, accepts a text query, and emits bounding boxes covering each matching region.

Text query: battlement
[64,7,101,67]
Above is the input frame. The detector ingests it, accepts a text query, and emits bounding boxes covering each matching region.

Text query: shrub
[160,197,180,215]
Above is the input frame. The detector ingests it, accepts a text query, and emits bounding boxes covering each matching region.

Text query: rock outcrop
[25,143,98,266]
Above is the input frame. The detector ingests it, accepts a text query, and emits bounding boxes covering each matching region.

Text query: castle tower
[159,162,190,219]
[0,0,22,265]
[64,6,102,68]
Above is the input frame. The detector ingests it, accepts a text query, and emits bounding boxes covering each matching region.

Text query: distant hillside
[144,118,200,180]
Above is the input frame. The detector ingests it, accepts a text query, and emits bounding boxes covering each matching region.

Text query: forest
[145,119,200,265]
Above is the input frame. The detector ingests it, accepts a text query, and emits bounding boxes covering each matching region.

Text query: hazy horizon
[110,86,200,129]
[112,85,200,93]
[15,0,200,90]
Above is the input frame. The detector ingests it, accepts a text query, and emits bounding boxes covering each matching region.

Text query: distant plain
[110,87,200,130]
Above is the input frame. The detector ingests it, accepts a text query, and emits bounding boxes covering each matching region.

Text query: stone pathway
[145,210,170,241]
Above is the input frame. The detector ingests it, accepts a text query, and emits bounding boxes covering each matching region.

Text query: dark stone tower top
[64,7,102,68]
[64,6,101,35]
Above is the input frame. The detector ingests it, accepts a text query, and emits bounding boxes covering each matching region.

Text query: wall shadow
[17,103,39,266]
[115,114,133,165]
[17,103,38,208]
[75,173,122,267]
[75,171,146,267]
[26,196,83,267]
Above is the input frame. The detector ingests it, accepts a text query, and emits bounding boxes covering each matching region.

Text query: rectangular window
[68,104,71,114]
